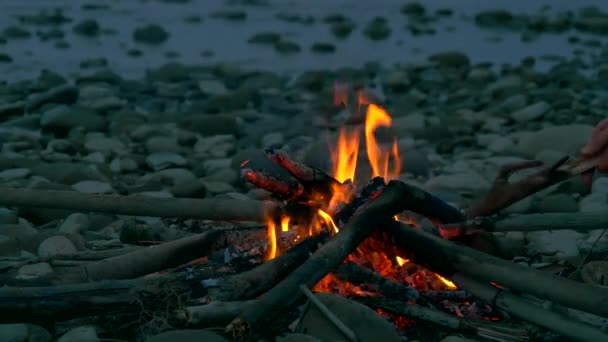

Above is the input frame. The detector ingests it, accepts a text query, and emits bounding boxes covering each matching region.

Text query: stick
[81,229,226,281]
[206,232,329,301]
[452,273,608,342]
[384,221,608,318]
[177,301,257,327]
[0,187,275,222]
[299,285,359,342]
[335,261,419,302]
[226,180,415,338]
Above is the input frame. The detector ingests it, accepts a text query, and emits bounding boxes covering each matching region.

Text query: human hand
[581,117,608,188]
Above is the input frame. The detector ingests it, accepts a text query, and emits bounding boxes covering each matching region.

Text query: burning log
[354,295,530,342]
[384,221,608,318]
[206,232,330,301]
[452,273,608,342]
[0,186,276,222]
[226,180,413,339]
[335,261,419,302]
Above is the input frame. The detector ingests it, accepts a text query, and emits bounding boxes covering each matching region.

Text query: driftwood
[442,212,608,236]
[0,186,276,222]
[354,295,529,342]
[206,232,329,301]
[384,221,608,318]
[452,273,608,342]
[177,301,257,327]
[226,180,413,339]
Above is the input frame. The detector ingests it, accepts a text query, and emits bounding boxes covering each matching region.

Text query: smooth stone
[26,85,78,111]
[37,235,78,258]
[201,181,234,194]
[0,324,51,342]
[145,329,229,342]
[178,115,239,136]
[262,132,284,148]
[425,171,491,193]
[145,136,182,153]
[17,262,54,280]
[510,101,550,122]
[146,152,188,170]
[198,79,228,96]
[0,235,20,256]
[57,326,99,342]
[0,168,31,180]
[40,105,105,131]
[516,124,593,158]
[579,193,608,212]
[202,168,238,184]
[58,213,90,234]
[84,135,127,155]
[526,230,582,261]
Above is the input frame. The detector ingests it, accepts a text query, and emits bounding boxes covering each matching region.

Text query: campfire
[0,82,604,342]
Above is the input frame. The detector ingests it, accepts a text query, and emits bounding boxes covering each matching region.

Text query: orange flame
[365,104,400,180]
[332,127,360,184]
[436,274,457,289]
[266,216,277,261]
[318,209,339,233]
[396,256,409,266]
[281,215,290,232]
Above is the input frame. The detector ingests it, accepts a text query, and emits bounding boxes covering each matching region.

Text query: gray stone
[425,171,491,193]
[511,101,550,122]
[17,262,54,280]
[38,235,78,258]
[84,135,127,155]
[579,193,608,212]
[198,79,228,96]
[58,213,90,234]
[179,115,239,136]
[145,329,229,342]
[262,132,284,148]
[194,134,236,158]
[0,168,31,181]
[0,235,20,256]
[202,168,239,184]
[526,230,582,261]
[591,177,608,195]
[40,105,105,131]
[26,85,78,111]
[146,152,188,170]
[146,136,181,153]
[516,124,593,158]
[534,194,578,213]
[72,180,114,193]
[57,326,99,342]
[201,181,234,194]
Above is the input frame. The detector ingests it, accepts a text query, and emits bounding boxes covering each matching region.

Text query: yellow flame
[318,209,339,233]
[332,127,360,183]
[365,104,400,180]
[436,274,457,289]
[396,256,409,266]
[266,217,277,261]
[281,215,290,232]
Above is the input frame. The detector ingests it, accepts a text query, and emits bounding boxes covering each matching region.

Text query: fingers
[582,118,608,156]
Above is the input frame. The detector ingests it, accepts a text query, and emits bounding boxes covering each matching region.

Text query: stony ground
[1,1,608,342]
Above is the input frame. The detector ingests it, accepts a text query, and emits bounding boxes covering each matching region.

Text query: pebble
[72,180,115,193]
[146,152,188,170]
[37,235,78,258]
[17,262,54,280]
[510,101,550,122]
[57,326,99,342]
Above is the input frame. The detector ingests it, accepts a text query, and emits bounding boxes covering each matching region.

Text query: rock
[526,230,582,262]
[145,136,181,153]
[579,193,608,212]
[41,105,106,132]
[363,17,391,40]
[277,334,322,342]
[133,24,169,44]
[248,32,282,44]
[73,19,100,37]
[198,79,228,96]
[26,85,79,111]
[591,177,608,195]
[170,178,206,198]
[58,213,90,234]
[178,115,239,136]
[428,51,470,68]
[475,9,515,28]
[72,180,115,193]
[3,26,31,39]
[399,148,431,178]
[274,39,301,54]
[516,124,593,158]
[194,134,236,158]
[261,132,284,148]
[425,171,491,194]
[0,324,52,342]
[145,329,229,342]
[534,194,578,213]
[510,101,550,122]
[84,135,127,155]
[310,42,336,54]
[146,152,188,170]
[17,262,54,280]
[202,168,238,184]
[581,261,608,286]
[401,2,426,16]
[57,326,99,342]
[201,181,234,194]
[0,168,31,181]
[296,292,400,342]
[0,235,20,256]
[38,235,78,258]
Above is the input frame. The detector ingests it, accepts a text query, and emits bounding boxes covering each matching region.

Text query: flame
[266,216,277,261]
[436,274,457,289]
[318,209,339,233]
[332,127,360,184]
[365,104,400,180]
[281,215,290,232]
[396,256,409,266]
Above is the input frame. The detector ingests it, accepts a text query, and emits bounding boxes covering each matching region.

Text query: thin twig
[299,285,360,342]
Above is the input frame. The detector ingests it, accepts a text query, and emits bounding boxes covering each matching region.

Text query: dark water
[1,0,606,81]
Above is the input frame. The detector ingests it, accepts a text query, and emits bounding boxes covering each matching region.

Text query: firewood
[0,186,276,222]
[452,273,608,342]
[225,180,426,339]
[206,232,329,301]
[176,301,257,327]
[384,221,608,318]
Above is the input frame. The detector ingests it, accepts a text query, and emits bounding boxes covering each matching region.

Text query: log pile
[0,148,606,342]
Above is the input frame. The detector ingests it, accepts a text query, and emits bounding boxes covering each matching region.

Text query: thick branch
[0,187,275,222]
[384,221,608,318]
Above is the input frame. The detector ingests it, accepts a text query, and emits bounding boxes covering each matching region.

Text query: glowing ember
[266,216,277,261]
